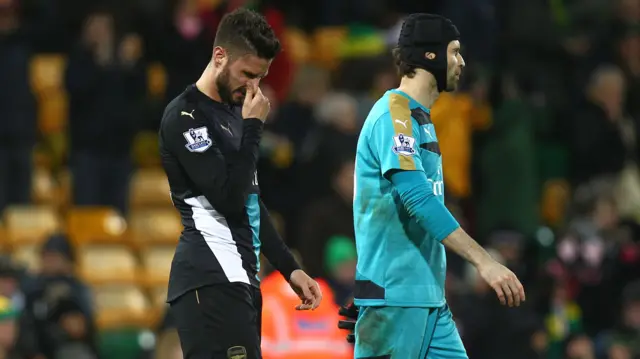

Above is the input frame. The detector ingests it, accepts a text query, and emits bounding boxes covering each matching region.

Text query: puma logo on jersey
[395,119,408,129]
[181,110,195,119]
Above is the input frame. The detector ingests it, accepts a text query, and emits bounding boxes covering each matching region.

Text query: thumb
[295,284,314,311]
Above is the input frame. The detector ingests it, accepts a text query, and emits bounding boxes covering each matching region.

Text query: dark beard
[215,66,244,106]
[445,74,457,92]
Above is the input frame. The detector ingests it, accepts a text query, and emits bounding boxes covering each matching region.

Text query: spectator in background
[36,234,93,316]
[564,334,597,359]
[430,68,492,202]
[476,73,539,240]
[0,0,37,214]
[259,66,330,239]
[558,190,629,335]
[270,65,330,160]
[609,343,634,359]
[298,157,355,278]
[0,295,21,359]
[440,0,497,67]
[543,278,584,359]
[0,258,24,313]
[570,64,640,224]
[569,65,628,187]
[153,0,210,101]
[600,280,640,359]
[616,27,640,118]
[302,92,359,200]
[455,249,544,359]
[261,267,353,359]
[18,234,97,359]
[256,83,300,235]
[603,54,640,222]
[616,0,640,28]
[65,8,146,215]
[323,235,356,306]
[354,63,399,123]
[153,310,181,359]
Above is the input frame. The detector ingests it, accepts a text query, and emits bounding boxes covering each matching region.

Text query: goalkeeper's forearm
[390,170,493,266]
[441,227,493,267]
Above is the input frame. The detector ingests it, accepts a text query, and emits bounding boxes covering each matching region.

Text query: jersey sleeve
[370,110,425,178]
[160,106,263,216]
[258,198,300,280]
[390,170,459,241]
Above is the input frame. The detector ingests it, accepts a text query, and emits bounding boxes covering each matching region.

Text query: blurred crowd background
[1,0,640,358]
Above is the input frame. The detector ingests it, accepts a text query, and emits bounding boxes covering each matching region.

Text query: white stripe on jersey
[184,196,250,284]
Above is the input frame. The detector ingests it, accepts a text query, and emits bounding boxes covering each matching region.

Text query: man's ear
[213,46,227,67]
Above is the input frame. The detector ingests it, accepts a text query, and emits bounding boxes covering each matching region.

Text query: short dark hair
[391,46,417,78]
[214,8,281,60]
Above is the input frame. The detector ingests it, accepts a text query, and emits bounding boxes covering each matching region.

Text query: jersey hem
[167,278,258,303]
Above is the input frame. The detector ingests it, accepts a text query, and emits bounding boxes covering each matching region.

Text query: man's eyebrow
[245,70,268,78]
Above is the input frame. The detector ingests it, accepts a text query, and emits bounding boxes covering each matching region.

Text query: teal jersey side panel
[353,90,447,307]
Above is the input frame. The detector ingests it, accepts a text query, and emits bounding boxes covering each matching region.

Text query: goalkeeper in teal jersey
[341,14,527,359]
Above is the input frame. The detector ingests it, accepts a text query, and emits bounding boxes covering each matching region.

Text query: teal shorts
[354,304,468,359]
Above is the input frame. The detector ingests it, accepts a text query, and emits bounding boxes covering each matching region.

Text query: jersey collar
[388,89,431,114]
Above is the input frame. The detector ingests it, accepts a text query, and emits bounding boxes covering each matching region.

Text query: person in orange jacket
[261,270,353,359]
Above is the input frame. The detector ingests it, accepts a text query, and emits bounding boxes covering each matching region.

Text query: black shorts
[169,283,262,359]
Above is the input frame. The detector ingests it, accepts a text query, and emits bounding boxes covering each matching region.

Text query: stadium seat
[147,62,167,99]
[29,54,66,93]
[38,93,68,134]
[312,27,348,69]
[78,244,139,285]
[132,132,161,168]
[129,169,172,209]
[3,205,61,245]
[284,28,311,64]
[541,179,571,227]
[93,284,153,329]
[197,0,223,10]
[129,209,181,245]
[0,224,7,252]
[149,285,168,310]
[66,207,127,244]
[12,244,41,273]
[140,245,174,287]
[41,131,68,170]
[32,166,57,205]
[58,169,72,209]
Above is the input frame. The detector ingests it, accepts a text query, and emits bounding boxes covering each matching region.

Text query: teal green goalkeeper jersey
[353,89,450,307]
